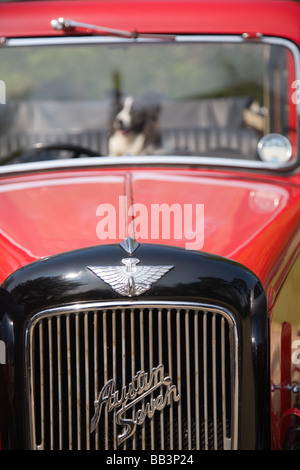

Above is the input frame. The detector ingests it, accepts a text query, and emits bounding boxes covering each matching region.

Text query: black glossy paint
[0,242,270,449]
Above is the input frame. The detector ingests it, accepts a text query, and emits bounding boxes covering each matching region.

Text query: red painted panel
[1,167,300,294]
[0,1,299,44]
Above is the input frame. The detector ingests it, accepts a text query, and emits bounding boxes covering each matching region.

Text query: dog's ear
[140,92,162,118]
[148,104,161,120]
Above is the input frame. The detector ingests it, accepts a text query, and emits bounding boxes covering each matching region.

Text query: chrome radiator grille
[26,302,238,450]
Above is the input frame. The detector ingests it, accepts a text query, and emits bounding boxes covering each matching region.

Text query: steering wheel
[30,143,101,158]
[1,142,102,165]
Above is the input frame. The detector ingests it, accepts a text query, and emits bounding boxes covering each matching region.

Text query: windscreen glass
[0,39,298,166]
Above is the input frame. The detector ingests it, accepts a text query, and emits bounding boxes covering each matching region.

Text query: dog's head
[112,95,161,135]
[109,94,162,156]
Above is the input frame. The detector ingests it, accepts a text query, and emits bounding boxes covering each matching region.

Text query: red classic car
[0,0,299,451]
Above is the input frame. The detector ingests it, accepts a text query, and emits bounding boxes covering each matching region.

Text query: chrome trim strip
[25,300,239,450]
[0,154,295,177]
[2,34,298,50]
[0,34,245,47]
[3,36,176,47]
[0,35,299,175]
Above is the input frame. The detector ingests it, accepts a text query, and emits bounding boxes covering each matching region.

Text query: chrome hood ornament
[87,257,173,297]
[119,236,140,255]
[87,238,174,297]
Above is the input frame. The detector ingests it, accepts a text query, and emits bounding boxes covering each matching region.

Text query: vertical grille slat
[203,312,208,450]
[57,316,63,450]
[102,311,108,450]
[112,309,117,450]
[39,322,45,449]
[66,315,72,449]
[158,309,164,450]
[75,316,81,449]
[176,309,183,449]
[93,312,97,450]
[139,309,146,450]
[185,311,192,450]
[130,310,136,450]
[194,313,200,450]
[48,318,54,450]
[167,308,174,450]
[84,313,90,450]
[212,314,218,450]
[27,302,238,450]
[221,317,230,450]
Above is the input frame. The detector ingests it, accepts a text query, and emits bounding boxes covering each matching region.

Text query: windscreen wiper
[51,17,175,41]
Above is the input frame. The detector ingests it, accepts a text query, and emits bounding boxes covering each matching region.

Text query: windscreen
[0,38,298,166]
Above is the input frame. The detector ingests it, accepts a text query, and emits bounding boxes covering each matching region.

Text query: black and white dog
[108,95,162,156]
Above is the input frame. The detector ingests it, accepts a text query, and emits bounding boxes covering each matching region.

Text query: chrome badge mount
[87,237,174,297]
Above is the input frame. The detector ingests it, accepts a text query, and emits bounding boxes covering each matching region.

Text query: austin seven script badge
[87,238,174,297]
[90,364,180,445]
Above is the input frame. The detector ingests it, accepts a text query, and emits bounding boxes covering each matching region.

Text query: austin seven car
[0,0,299,451]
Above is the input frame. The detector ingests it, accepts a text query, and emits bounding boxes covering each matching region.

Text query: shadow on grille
[29,305,236,450]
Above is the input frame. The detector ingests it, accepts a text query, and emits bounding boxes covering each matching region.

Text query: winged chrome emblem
[87,257,174,297]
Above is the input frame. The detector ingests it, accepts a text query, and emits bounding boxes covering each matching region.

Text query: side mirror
[258,133,292,163]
